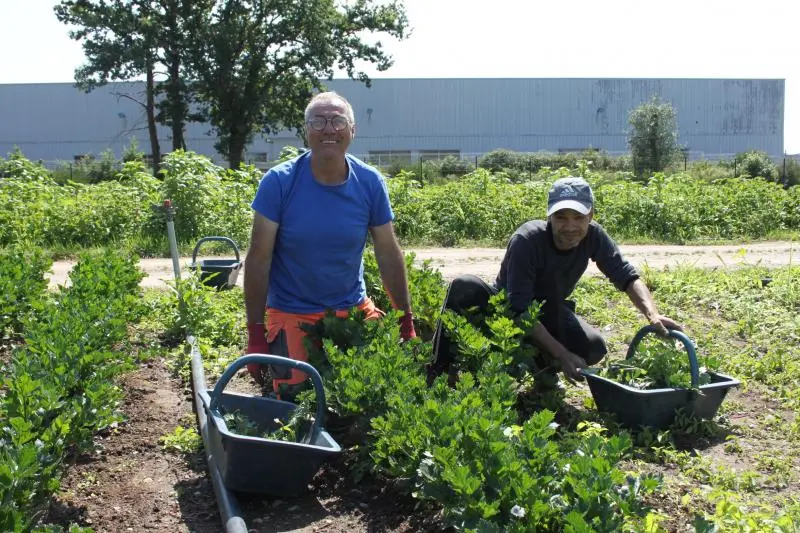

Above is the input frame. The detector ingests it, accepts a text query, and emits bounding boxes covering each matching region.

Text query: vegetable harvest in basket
[221,395,315,442]
[598,337,717,390]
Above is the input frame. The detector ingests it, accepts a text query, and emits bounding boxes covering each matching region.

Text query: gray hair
[304,91,355,125]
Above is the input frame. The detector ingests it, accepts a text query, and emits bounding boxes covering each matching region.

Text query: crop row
[0,249,143,532]
[2,151,799,252]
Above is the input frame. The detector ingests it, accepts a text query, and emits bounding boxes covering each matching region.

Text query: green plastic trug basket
[581,325,740,429]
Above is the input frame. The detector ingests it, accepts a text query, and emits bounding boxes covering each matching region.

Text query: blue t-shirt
[251,153,394,313]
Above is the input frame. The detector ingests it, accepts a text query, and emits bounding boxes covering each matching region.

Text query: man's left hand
[650,315,683,336]
[399,311,417,341]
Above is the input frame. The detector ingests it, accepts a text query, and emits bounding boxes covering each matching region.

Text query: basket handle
[191,236,241,263]
[625,325,700,388]
[209,354,326,443]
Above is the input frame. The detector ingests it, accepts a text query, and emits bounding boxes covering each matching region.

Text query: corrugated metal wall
[0,78,784,163]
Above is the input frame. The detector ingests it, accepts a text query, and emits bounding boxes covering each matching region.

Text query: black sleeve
[592,226,639,291]
[504,234,536,314]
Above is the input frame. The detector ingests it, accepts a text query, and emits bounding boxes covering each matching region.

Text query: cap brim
[547,200,592,217]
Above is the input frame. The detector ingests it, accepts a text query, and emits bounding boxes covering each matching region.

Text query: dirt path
[47,241,800,289]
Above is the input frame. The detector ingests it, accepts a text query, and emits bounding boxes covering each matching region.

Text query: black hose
[189,334,249,533]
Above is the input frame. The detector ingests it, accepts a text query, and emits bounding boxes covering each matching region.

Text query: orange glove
[399,312,417,341]
[246,323,269,384]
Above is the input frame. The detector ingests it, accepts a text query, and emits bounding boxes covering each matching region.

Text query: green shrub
[0,149,52,181]
[479,149,523,173]
[50,149,120,185]
[779,157,800,187]
[734,150,777,181]
[157,150,257,246]
[439,155,475,177]
[628,97,680,177]
[479,149,630,178]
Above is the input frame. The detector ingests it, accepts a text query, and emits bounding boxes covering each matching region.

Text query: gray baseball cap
[547,176,594,216]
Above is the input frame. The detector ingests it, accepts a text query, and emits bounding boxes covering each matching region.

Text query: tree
[186,0,409,169]
[55,0,161,173]
[54,0,212,173]
[627,96,680,177]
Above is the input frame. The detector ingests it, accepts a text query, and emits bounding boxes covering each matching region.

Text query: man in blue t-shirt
[430,176,682,385]
[244,91,416,397]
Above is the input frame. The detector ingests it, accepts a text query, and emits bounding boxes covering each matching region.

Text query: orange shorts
[266,298,384,395]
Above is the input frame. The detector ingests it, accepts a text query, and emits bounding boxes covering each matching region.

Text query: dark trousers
[430,274,607,373]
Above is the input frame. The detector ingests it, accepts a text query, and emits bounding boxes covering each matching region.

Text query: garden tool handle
[210,354,326,443]
[191,236,241,263]
[625,325,700,388]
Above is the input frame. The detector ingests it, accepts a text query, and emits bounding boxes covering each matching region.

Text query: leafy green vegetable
[599,337,713,389]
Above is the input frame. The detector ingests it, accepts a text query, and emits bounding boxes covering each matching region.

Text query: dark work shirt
[495,220,639,314]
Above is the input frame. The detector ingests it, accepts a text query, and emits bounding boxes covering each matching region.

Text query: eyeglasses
[306,115,351,132]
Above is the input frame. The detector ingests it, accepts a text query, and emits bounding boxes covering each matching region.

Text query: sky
[2,0,799,152]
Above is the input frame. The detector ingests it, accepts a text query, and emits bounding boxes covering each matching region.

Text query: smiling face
[305,98,355,161]
[549,208,593,250]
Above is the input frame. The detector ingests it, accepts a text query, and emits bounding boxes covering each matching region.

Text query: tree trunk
[165,1,186,151]
[167,59,186,151]
[228,134,247,170]
[145,60,162,176]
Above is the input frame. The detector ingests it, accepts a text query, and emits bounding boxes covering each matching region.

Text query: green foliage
[596,173,796,243]
[781,157,800,187]
[121,138,146,163]
[0,151,159,248]
[293,288,658,531]
[159,425,202,454]
[628,97,680,177]
[160,272,245,347]
[692,489,800,532]
[0,249,143,531]
[599,337,715,390]
[51,150,119,184]
[439,156,476,177]
[220,397,314,443]
[479,149,630,176]
[733,150,777,181]
[303,310,426,426]
[186,0,409,168]
[3,150,799,250]
[0,245,51,337]
[388,168,547,245]
[0,149,53,181]
[362,249,446,339]
[157,150,256,245]
[55,0,211,162]
[277,145,302,162]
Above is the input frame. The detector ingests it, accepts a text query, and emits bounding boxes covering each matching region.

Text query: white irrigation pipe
[161,200,248,533]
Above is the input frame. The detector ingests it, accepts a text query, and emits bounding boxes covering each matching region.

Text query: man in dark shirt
[430,176,682,382]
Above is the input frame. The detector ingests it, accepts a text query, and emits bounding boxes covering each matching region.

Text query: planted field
[5,250,795,532]
[2,149,799,531]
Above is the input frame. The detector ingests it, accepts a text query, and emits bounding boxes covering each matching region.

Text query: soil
[44,359,222,533]
[39,241,800,533]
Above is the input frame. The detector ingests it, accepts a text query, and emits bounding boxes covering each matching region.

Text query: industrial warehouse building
[0,78,785,166]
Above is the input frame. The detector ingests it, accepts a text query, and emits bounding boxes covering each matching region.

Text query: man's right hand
[246,323,269,384]
[555,350,587,382]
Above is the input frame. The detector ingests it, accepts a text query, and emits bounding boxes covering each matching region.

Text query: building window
[557,148,599,154]
[247,152,269,163]
[368,150,412,166]
[419,150,460,161]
